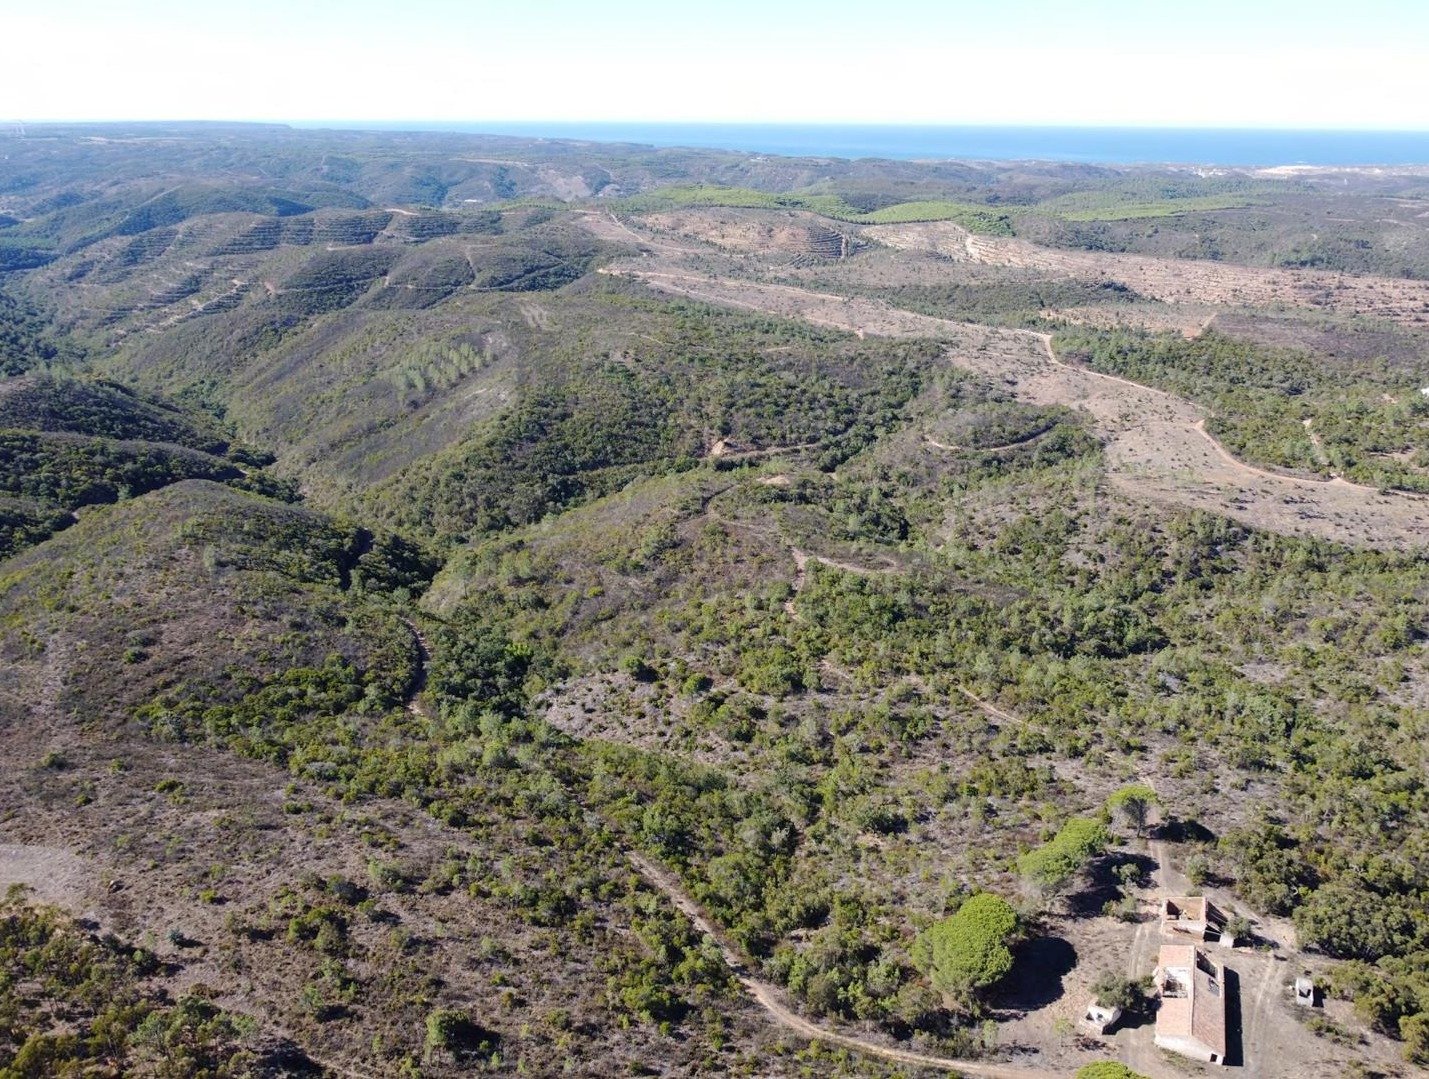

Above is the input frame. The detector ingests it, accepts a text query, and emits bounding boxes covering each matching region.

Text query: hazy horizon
[13,120,1429,134]
[15,119,1429,168]
[7,0,1429,129]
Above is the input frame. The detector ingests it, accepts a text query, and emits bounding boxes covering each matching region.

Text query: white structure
[1078,1000,1122,1036]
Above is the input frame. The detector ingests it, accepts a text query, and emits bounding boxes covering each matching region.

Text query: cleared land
[868,220,1429,328]
[594,239,1429,550]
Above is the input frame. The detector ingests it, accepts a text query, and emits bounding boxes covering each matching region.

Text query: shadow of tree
[991,935,1077,1014]
[1115,1005,1155,1031]
[1155,816,1216,844]
[259,1042,324,1075]
[1066,852,1159,919]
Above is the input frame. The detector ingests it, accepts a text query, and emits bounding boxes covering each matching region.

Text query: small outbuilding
[1161,896,1233,945]
[1295,976,1318,1007]
[1078,1000,1122,1036]
[1154,944,1230,1066]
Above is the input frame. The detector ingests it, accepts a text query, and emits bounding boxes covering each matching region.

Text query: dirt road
[596,257,1429,550]
[626,850,1064,1079]
[869,221,1429,329]
[401,618,434,718]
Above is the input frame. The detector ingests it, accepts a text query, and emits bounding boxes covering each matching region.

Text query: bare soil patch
[868,221,1429,328]
[0,843,93,910]
[642,208,850,259]
[600,258,1429,550]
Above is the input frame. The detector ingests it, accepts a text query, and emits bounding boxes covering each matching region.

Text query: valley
[1,124,1427,1078]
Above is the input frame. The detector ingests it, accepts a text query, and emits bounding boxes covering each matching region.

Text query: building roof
[1155,944,1228,1058]
[1163,896,1225,923]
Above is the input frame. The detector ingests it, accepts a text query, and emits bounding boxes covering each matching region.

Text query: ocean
[301,122,1429,167]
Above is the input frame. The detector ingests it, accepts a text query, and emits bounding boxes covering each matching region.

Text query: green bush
[424,1007,496,1055]
[1076,1064,1149,1079]
[1091,970,1151,1012]
[1017,817,1109,899]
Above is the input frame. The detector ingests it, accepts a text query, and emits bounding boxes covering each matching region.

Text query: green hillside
[2,123,1428,1077]
[617,184,1017,233]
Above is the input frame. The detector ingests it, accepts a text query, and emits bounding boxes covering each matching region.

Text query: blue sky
[7,0,1429,128]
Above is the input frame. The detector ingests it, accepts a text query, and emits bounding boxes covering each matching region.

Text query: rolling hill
[1,123,1427,1078]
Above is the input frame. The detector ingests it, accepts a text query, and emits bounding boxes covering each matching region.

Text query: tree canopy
[910,892,1019,1005]
[1017,817,1110,899]
[1106,783,1157,836]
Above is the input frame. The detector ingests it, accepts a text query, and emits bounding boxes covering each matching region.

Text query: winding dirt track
[626,851,1061,1079]
[926,428,1052,453]
[594,251,1429,550]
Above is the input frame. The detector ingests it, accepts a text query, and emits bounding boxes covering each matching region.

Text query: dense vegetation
[852,273,1143,329]
[0,290,82,375]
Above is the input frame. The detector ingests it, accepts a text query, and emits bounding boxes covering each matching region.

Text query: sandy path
[782,542,893,619]
[925,428,1051,453]
[954,685,1023,726]
[626,850,1063,1079]
[785,546,809,618]
[709,438,823,462]
[401,618,433,719]
[1113,790,1178,1079]
[1192,418,1362,490]
[1302,418,1331,469]
[598,258,1429,550]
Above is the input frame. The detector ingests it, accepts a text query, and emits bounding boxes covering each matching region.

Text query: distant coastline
[294,121,1429,167]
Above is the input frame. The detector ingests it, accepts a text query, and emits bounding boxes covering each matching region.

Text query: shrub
[620,654,659,683]
[1017,817,1109,899]
[1402,1012,1429,1065]
[1076,1064,1149,1079]
[1293,882,1420,961]
[424,1008,496,1055]
[1090,970,1151,1012]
